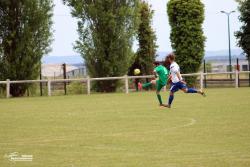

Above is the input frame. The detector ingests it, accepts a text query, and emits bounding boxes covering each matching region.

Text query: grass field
[0,88,250,167]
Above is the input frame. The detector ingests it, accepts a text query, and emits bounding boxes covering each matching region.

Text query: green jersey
[154,65,169,85]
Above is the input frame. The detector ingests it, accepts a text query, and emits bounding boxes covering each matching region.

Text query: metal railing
[0,71,249,98]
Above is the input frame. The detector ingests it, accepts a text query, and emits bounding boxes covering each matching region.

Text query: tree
[0,0,53,97]
[167,0,205,86]
[129,1,157,76]
[235,0,250,73]
[63,0,139,92]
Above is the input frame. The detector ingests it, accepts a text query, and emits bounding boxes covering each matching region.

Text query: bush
[68,82,86,95]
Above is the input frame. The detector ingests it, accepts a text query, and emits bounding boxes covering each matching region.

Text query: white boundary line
[107,117,197,137]
[0,118,197,146]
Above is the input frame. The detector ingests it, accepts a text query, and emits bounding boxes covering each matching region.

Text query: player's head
[163,59,171,70]
[153,61,160,67]
[166,53,175,63]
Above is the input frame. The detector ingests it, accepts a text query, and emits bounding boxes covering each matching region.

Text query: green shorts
[156,80,166,92]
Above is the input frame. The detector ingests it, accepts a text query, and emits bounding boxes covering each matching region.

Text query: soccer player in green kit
[138,61,170,107]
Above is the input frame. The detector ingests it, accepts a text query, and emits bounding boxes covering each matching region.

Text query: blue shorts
[170,82,187,93]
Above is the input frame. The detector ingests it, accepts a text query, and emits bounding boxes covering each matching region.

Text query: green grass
[0,88,250,167]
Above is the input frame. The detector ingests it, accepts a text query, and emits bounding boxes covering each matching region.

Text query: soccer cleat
[162,104,171,108]
[200,90,206,97]
[166,104,171,108]
[138,82,142,91]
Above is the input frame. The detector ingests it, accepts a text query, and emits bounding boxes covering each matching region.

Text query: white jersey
[170,62,182,83]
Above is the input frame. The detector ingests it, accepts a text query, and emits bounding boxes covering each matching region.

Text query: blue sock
[168,95,174,105]
[187,88,198,93]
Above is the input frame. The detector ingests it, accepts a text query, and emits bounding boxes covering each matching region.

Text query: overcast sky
[50,0,241,56]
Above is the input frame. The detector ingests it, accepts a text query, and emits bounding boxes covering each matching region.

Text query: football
[134,69,141,75]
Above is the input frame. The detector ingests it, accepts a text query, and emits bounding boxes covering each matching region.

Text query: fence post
[40,65,43,96]
[248,59,250,87]
[62,63,67,95]
[236,58,240,87]
[235,70,239,88]
[87,76,91,95]
[124,75,129,94]
[47,80,51,96]
[203,60,207,88]
[200,72,204,90]
[6,79,10,98]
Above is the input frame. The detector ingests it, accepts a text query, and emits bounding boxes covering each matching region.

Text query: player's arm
[153,69,158,79]
[167,75,172,85]
[176,72,186,84]
[176,72,182,81]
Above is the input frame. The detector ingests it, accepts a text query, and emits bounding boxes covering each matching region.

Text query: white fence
[0,71,249,98]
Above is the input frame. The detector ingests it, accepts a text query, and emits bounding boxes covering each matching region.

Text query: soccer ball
[134,69,141,75]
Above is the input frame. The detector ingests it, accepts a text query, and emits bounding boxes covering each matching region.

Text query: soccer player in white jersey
[165,53,205,108]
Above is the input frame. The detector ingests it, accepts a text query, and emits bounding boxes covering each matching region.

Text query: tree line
[0,0,249,97]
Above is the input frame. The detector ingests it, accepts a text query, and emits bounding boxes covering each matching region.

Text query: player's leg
[166,91,174,108]
[156,80,165,106]
[180,83,205,96]
[166,84,178,108]
[135,78,140,91]
[139,80,156,89]
[181,87,197,93]
[156,91,163,106]
[187,88,205,96]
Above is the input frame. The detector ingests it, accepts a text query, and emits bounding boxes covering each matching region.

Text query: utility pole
[221,10,235,79]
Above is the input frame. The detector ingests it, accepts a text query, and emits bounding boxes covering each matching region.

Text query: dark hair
[167,53,175,61]
[153,61,160,66]
[163,59,170,70]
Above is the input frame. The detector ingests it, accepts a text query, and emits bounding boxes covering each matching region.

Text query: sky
[50,0,241,57]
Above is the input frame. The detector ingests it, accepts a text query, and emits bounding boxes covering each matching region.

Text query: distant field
[0,88,250,167]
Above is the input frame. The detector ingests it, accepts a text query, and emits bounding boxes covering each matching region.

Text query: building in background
[41,55,86,79]
[205,56,249,73]
[42,64,87,79]
[41,50,249,79]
